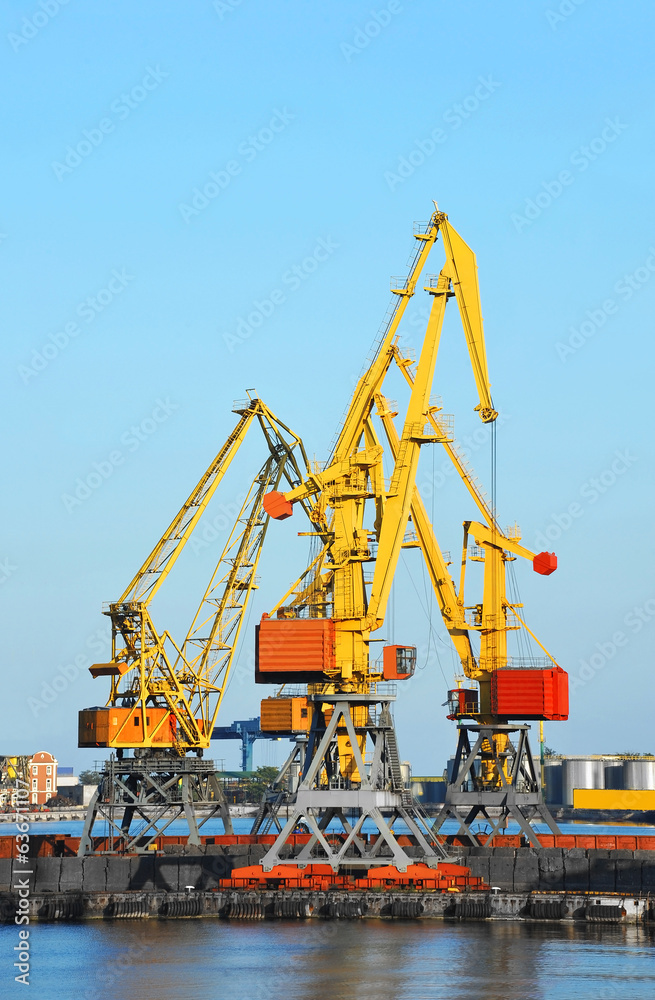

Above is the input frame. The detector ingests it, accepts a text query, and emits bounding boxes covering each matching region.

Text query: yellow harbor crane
[78,398,313,853]
[78,204,567,860]
[259,210,496,684]
[249,206,565,866]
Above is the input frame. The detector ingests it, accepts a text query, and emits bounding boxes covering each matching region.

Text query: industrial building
[543,755,655,811]
[410,755,655,814]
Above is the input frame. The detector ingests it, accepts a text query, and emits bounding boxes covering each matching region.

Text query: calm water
[1,920,654,1000]
[3,819,654,998]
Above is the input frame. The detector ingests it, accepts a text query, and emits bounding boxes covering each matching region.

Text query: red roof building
[28,751,58,806]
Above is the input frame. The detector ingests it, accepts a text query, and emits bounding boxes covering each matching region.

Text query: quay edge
[1,887,654,924]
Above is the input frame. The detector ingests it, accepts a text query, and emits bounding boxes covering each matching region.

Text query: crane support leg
[77,752,233,855]
[182,772,201,848]
[253,694,449,871]
[432,724,561,848]
[251,738,307,835]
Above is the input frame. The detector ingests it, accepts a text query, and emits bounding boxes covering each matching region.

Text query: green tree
[242,766,279,801]
[79,769,103,785]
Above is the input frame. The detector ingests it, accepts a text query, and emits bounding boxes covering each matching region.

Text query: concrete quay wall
[2,844,655,898]
[454,845,655,895]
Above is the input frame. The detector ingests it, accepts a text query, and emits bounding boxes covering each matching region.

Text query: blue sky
[2,0,654,774]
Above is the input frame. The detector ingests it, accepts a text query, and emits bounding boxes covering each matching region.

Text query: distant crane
[212,717,282,771]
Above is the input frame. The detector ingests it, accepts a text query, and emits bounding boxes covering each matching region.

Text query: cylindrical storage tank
[604,761,624,790]
[411,781,424,801]
[287,762,300,792]
[412,779,447,804]
[623,759,655,790]
[562,758,605,806]
[543,760,563,805]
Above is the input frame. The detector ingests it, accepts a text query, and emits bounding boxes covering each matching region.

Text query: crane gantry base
[77,752,233,856]
[251,693,449,872]
[432,724,561,848]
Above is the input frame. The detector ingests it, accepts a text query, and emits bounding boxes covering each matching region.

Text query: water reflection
[2,919,653,1000]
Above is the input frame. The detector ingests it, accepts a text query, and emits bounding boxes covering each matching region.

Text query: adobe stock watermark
[415,411,510,502]
[12,774,32,986]
[18,269,134,384]
[222,236,339,352]
[8,0,72,53]
[340,1,406,62]
[511,117,628,233]
[545,0,588,31]
[213,0,246,17]
[190,492,249,554]
[85,936,153,996]
[51,66,169,180]
[61,398,178,513]
[555,247,655,362]
[569,595,655,694]
[28,627,111,716]
[534,450,636,548]
[0,558,17,585]
[384,75,501,192]
[178,108,295,223]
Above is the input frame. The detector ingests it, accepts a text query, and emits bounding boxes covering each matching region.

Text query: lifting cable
[495,413,539,670]
[491,417,498,657]
[425,442,436,674]
[390,578,395,645]
[401,550,449,687]
[491,418,497,526]
[489,414,540,667]
[489,415,539,668]
[490,417,536,665]
[224,597,255,699]
[507,561,539,666]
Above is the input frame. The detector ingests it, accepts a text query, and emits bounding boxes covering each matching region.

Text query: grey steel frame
[253,694,448,871]
[78,752,233,855]
[432,723,560,847]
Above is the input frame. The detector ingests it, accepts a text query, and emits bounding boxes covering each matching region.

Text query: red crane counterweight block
[533,551,557,576]
[255,615,335,683]
[263,490,293,520]
[491,666,568,721]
